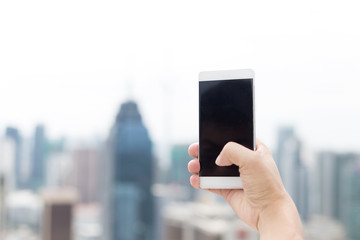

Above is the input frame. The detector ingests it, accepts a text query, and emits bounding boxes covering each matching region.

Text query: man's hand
[188,139,303,240]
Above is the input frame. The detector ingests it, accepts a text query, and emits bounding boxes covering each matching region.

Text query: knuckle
[223,141,237,157]
[224,141,235,149]
[224,141,237,152]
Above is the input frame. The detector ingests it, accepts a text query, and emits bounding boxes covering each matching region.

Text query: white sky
[1,0,360,152]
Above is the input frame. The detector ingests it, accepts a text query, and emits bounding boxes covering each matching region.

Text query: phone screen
[199,79,254,177]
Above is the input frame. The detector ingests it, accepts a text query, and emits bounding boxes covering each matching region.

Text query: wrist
[258,193,303,240]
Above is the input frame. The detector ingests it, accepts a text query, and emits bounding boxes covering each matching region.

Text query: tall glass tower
[30,125,46,191]
[5,127,23,189]
[276,127,309,221]
[104,101,154,240]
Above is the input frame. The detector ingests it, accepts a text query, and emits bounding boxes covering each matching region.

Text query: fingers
[215,141,255,169]
[190,175,241,202]
[190,175,226,196]
[188,159,200,174]
[256,138,266,151]
[190,175,200,189]
[189,172,242,204]
[188,143,199,158]
[256,138,263,148]
[189,174,229,197]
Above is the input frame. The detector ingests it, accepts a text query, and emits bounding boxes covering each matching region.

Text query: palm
[210,188,259,230]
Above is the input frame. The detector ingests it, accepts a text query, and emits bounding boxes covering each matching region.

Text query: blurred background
[0,0,360,239]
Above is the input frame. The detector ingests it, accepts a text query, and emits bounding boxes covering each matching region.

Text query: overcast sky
[1,0,360,153]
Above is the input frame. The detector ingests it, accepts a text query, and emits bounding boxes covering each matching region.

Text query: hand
[188,139,303,240]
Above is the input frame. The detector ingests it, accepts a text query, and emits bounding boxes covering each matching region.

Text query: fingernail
[215,156,220,165]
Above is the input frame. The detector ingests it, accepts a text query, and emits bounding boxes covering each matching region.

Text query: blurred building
[346,164,360,239]
[317,152,360,240]
[46,152,73,189]
[152,183,198,240]
[317,152,357,220]
[74,204,102,240]
[5,127,23,189]
[0,175,6,238]
[42,189,77,240]
[0,137,15,191]
[0,137,16,239]
[303,215,346,240]
[73,148,101,203]
[6,191,41,230]
[341,160,360,240]
[3,227,39,240]
[163,201,258,240]
[103,101,155,240]
[168,144,195,199]
[276,127,309,221]
[30,125,47,191]
[169,145,191,186]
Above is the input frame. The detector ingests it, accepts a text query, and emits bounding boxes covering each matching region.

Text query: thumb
[215,142,254,169]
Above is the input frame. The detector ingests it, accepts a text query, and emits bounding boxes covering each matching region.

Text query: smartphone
[199,69,255,189]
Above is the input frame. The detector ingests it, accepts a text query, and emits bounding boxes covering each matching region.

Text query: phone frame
[199,69,255,189]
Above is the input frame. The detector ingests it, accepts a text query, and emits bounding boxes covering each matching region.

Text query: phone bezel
[199,69,255,189]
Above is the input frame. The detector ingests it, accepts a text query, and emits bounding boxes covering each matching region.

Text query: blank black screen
[199,79,254,176]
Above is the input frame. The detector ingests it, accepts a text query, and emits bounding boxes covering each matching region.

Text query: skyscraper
[0,137,16,190]
[317,152,359,230]
[73,147,101,203]
[276,127,309,221]
[30,125,46,191]
[42,189,77,240]
[340,158,360,240]
[0,137,16,238]
[5,127,23,189]
[0,175,6,238]
[104,101,154,240]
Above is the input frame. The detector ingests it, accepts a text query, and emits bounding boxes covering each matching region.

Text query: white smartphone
[199,69,255,189]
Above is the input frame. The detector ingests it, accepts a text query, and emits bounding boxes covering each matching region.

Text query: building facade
[42,189,77,240]
[104,101,155,240]
[163,202,258,240]
[73,148,101,203]
[5,127,23,189]
[276,127,309,221]
[30,125,46,191]
[317,151,360,239]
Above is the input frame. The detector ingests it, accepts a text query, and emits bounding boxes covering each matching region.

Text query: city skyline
[1,99,359,239]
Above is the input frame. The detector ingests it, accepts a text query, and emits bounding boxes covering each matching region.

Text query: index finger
[188,143,199,158]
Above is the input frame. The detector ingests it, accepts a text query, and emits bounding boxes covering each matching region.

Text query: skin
[188,139,303,240]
